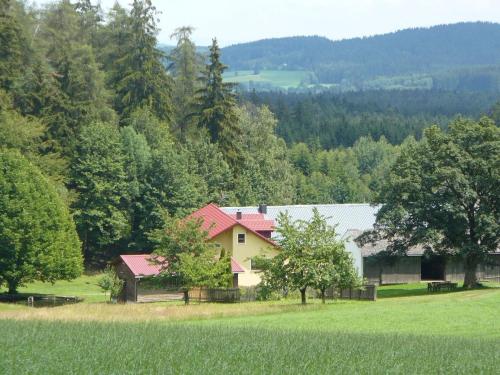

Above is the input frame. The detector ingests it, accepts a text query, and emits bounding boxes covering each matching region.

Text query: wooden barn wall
[444,258,466,282]
[116,262,137,302]
[482,254,500,282]
[444,258,490,282]
[136,286,183,303]
[363,256,421,285]
[381,257,421,284]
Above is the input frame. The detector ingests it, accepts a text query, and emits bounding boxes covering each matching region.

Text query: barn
[223,204,500,285]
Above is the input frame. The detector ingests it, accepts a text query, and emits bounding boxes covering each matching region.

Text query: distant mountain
[220,22,500,91]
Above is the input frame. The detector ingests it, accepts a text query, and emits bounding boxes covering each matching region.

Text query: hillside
[221,22,500,91]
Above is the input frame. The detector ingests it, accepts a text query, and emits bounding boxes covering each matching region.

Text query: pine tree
[39,0,114,152]
[0,0,26,93]
[74,0,103,47]
[195,38,240,165]
[109,0,173,122]
[168,26,203,136]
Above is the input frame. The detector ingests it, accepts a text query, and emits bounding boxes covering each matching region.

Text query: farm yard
[1,278,499,374]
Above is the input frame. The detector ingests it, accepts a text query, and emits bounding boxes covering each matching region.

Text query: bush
[97,267,124,302]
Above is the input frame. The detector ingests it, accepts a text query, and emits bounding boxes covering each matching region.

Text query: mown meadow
[1,280,499,374]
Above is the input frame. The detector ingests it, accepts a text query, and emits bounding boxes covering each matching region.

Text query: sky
[37,0,500,46]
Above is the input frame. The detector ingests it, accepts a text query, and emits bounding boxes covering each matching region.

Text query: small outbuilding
[116,254,245,303]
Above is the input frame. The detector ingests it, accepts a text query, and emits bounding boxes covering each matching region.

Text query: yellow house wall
[211,224,278,287]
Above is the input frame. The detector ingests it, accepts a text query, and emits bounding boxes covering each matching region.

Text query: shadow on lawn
[0,293,83,307]
[378,282,499,299]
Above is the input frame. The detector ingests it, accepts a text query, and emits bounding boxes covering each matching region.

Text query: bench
[427,281,458,292]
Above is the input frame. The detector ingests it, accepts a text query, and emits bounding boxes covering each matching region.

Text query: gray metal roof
[222,204,380,239]
[222,204,430,258]
[343,229,425,257]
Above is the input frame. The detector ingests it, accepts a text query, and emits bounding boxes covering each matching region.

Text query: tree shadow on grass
[378,281,499,299]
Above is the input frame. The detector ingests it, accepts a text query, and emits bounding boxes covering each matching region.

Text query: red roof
[229,213,275,232]
[188,203,276,246]
[231,258,245,273]
[189,203,236,238]
[120,254,165,277]
[120,254,245,276]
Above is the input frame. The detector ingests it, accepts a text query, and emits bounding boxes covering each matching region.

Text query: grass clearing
[1,283,499,373]
[224,70,312,88]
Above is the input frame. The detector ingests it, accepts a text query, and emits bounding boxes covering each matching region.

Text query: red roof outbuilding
[120,254,245,277]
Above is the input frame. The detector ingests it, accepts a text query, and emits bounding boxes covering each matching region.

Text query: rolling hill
[220,22,500,91]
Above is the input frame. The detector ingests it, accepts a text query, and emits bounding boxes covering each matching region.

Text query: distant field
[1,283,499,374]
[223,69,435,91]
[224,70,313,89]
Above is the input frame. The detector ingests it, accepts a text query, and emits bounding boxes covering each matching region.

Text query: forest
[221,23,500,91]
[244,89,500,148]
[1,0,498,267]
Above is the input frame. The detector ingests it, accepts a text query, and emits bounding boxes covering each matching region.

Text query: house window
[237,233,246,244]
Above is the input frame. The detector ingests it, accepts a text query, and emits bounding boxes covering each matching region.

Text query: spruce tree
[39,0,114,152]
[110,0,173,122]
[195,38,240,166]
[169,26,203,136]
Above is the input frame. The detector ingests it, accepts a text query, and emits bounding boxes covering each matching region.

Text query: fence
[188,288,240,303]
[0,294,82,307]
[326,285,377,301]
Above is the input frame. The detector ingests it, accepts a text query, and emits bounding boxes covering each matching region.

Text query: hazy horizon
[35,0,500,47]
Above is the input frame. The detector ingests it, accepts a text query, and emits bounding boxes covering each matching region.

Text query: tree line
[1,1,498,291]
[0,0,406,267]
[221,23,500,90]
[245,89,500,149]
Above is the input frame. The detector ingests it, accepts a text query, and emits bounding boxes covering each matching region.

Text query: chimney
[258,204,267,214]
[236,210,242,220]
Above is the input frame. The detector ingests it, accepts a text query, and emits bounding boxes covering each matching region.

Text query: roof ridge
[222,203,377,209]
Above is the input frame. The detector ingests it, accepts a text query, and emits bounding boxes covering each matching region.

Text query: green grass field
[1,279,499,374]
[224,70,313,89]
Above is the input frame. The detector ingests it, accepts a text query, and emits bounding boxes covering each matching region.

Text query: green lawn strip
[1,320,498,374]
[0,274,105,304]
[195,287,500,339]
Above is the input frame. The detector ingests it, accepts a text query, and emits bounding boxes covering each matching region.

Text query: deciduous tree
[259,209,360,304]
[70,122,130,264]
[362,117,500,288]
[151,214,232,293]
[0,149,82,293]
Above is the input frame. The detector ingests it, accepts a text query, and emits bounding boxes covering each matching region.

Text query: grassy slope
[1,283,499,374]
[224,70,311,88]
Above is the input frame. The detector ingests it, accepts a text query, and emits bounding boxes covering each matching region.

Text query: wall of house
[363,256,421,285]
[344,239,363,277]
[215,224,278,287]
[211,229,233,254]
